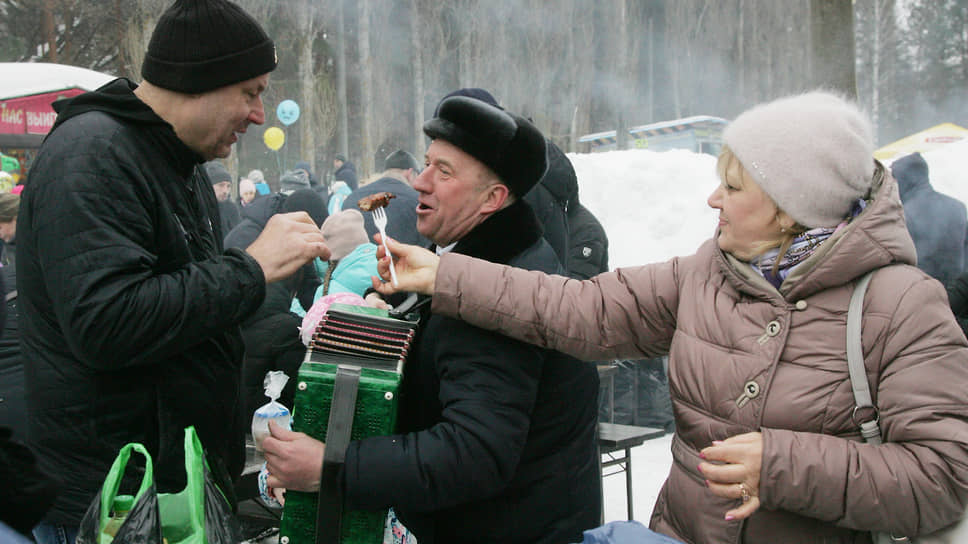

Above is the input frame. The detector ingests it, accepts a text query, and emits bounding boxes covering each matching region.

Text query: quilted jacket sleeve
[760,273,968,536]
[24,120,265,369]
[432,252,681,361]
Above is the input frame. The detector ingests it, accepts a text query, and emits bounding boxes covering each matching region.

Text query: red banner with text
[0,88,85,135]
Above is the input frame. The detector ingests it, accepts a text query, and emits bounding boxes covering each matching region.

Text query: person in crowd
[0,193,55,542]
[291,208,377,321]
[309,208,376,302]
[332,153,358,191]
[18,1,329,540]
[534,140,579,268]
[279,168,312,196]
[247,168,270,195]
[342,149,428,247]
[239,177,257,206]
[248,168,266,185]
[205,160,233,202]
[225,188,327,417]
[0,193,17,268]
[294,160,319,188]
[372,91,968,543]
[327,180,352,216]
[567,197,608,281]
[0,193,22,438]
[263,96,601,544]
[372,140,394,173]
[439,88,573,269]
[947,272,968,338]
[890,151,968,287]
[204,160,242,235]
[296,159,330,201]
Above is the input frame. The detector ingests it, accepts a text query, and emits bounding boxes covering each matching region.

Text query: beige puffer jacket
[431,171,968,543]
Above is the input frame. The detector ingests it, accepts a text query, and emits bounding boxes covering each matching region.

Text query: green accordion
[279,304,417,544]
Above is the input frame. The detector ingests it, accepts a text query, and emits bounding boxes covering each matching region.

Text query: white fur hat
[723,91,875,228]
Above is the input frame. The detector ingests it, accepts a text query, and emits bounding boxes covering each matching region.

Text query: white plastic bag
[251,371,291,451]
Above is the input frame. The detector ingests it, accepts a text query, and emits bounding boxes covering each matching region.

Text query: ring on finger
[738,483,750,502]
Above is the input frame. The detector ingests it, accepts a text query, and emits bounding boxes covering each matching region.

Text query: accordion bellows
[280,304,418,544]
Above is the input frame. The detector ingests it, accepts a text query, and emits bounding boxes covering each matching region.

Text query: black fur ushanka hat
[423,96,548,198]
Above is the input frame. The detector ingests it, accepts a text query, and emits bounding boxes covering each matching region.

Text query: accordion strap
[316,365,361,544]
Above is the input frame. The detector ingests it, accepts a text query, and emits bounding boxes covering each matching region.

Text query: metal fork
[371,206,398,286]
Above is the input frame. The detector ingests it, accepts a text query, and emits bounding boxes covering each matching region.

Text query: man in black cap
[204,160,242,235]
[264,96,601,544]
[20,1,329,540]
[342,149,428,247]
[332,153,359,191]
[435,87,576,271]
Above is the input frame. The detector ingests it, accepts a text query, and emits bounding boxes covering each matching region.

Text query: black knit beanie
[383,150,419,171]
[142,0,277,94]
[423,96,547,198]
[282,188,328,227]
[203,160,232,184]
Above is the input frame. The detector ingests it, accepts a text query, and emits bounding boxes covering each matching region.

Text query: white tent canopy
[0,62,115,100]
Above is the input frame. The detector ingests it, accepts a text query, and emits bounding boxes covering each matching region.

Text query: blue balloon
[277,100,300,126]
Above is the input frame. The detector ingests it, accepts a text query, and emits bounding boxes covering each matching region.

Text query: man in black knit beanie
[22,1,330,541]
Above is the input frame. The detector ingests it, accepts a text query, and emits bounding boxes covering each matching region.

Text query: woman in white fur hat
[372,91,968,543]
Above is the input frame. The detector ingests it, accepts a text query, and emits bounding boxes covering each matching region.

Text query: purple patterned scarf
[752,199,867,288]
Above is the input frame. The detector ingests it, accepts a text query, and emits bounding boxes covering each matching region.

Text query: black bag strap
[315,365,361,544]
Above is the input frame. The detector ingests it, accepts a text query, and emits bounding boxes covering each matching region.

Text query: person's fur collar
[450,199,543,265]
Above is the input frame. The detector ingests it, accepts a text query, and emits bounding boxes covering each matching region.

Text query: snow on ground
[601,434,674,523]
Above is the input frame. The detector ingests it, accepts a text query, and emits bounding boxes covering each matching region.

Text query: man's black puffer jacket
[342,200,601,544]
[18,78,266,525]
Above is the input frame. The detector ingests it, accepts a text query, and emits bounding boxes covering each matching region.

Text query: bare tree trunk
[647,16,654,121]
[357,0,374,176]
[298,0,317,175]
[766,44,773,98]
[43,0,57,61]
[115,0,128,76]
[871,0,880,136]
[669,2,684,118]
[336,0,349,158]
[117,0,163,81]
[410,0,425,156]
[569,104,579,153]
[738,0,745,100]
[615,0,629,149]
[809,0,858,97]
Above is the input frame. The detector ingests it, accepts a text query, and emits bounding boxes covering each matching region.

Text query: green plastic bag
[76,426,239,544]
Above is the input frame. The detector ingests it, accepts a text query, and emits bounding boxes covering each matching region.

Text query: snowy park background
[570,141,968,523]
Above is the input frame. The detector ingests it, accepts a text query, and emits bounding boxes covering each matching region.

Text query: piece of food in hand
[358,192,396,211]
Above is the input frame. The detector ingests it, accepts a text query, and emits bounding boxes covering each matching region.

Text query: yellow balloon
[263,127,285,151]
